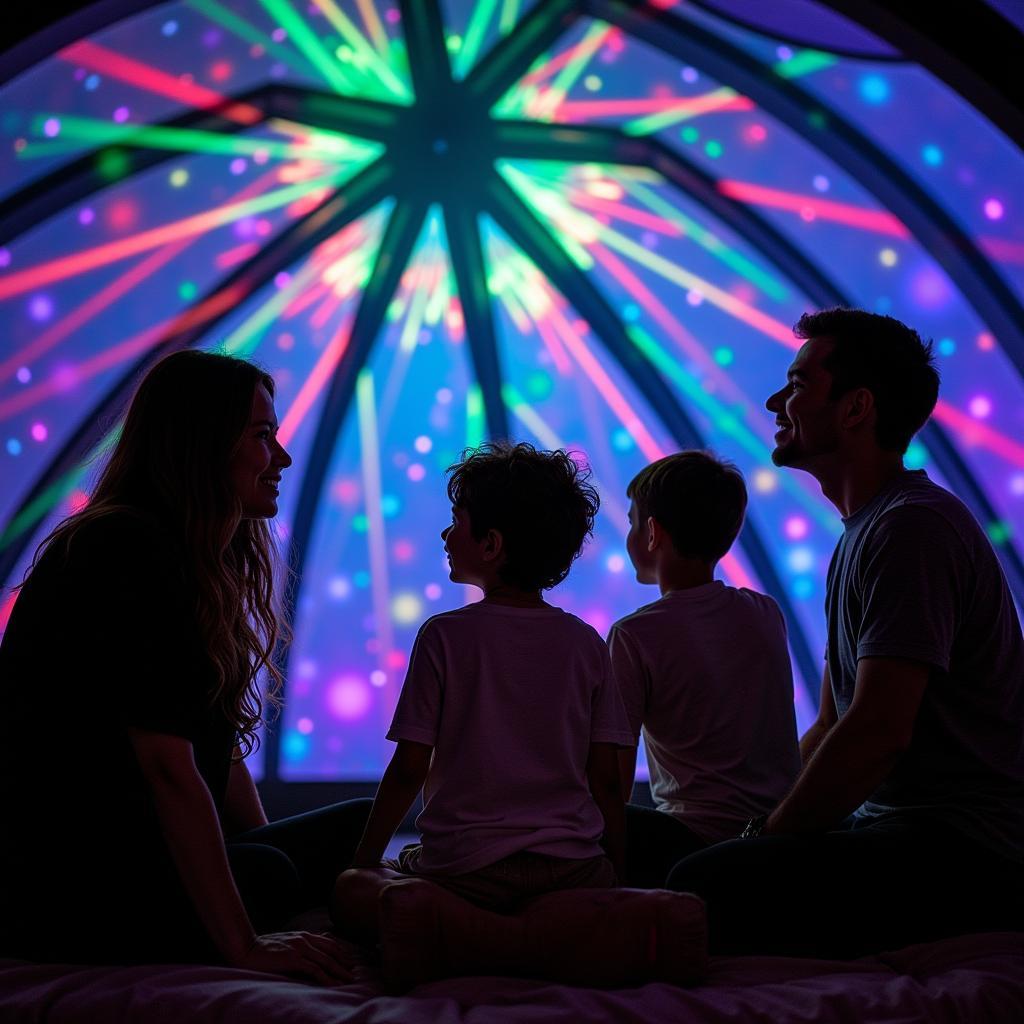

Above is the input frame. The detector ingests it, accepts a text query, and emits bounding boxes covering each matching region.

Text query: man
[667,308,1024,957]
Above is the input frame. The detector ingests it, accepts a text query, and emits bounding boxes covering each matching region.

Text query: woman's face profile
[229,383,292,519]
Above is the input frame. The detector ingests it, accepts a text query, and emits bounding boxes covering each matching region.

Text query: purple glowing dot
[74,67,86,81]
[201,28,222,48]
[234,215,256,238]
[784,516,809,540]
[812,174,830,192]
[271,27,287,42]
[78,207,95,225]
[0,248,10,268]
[113,106,130,123]
[968,395,992,419]
[983,198,1004,221]
[681,66,698,84]
[42,117,61,138]
[776,46,793,61]
[16,367,31,384]
[31,422,48,442]
[909,267,952,310]
[274,271,291,289]
[385,7,400,25]
[28,295,53,322]
[229,157,247,175]
[327,676,372,720]
[425,583,442,600]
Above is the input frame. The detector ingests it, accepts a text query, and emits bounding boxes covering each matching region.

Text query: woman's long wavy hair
[29,351,288,757]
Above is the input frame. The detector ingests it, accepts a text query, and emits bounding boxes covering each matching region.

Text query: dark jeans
[666,816,1024,958]
[625,803,708,889]
[227,797,373,934]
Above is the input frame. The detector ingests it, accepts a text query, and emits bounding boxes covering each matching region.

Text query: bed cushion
[1,931,1021,1023]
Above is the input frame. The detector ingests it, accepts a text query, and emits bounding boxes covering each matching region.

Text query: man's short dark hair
[795,308,939,454]
[446,442,600,591]
[627,450,747,564]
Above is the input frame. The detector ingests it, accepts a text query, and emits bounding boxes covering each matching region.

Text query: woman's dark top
[0,510,235,959]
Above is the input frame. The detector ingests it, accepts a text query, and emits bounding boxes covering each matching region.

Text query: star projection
[2,0,1022,782]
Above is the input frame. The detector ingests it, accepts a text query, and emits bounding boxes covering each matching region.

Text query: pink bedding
[2,931,1021,1023]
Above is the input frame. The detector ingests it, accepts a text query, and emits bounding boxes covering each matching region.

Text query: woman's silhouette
[0,351,367,982]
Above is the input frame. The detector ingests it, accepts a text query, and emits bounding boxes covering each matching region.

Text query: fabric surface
[387,602,633,874]
[1,931,1021,1023]
[608,582,800,842]
[825,470,1024,859]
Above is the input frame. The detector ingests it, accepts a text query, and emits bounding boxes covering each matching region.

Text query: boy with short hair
[331,442,707,990]
[609,451,800,887]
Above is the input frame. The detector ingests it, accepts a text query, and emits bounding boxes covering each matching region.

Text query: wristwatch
[740,813,769,839]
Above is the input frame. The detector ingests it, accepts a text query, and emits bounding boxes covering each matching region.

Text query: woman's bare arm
[128,728,352,983]
[222,745,269,836]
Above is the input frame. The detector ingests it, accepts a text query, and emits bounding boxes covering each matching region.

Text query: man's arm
[766,657,929,835]
[222,745,270,836]
[798,664,838,766]
[350,740,432,867]
[588,741,626,881]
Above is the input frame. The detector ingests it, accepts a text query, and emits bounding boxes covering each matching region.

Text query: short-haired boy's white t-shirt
[609,582,800,842]
[388,601,634,875]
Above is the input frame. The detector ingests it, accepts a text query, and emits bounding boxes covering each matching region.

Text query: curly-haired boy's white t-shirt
[387,601,634,875]
[609,582,801,842]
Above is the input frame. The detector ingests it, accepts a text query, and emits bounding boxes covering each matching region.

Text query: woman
[0,351,366,983]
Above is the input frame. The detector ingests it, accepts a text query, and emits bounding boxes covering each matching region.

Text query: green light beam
[311,0,412,101]
[773,50,837,79]
[467,384,485,448]
[624,86,742,137]
[499,0,520,35]
[186,0,323,82]
[455,0,501,79]
[26,115,382,164]
[257,0,352,94]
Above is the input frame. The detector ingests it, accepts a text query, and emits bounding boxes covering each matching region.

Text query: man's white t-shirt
[388,601,634,875]
[608,582,800,842]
